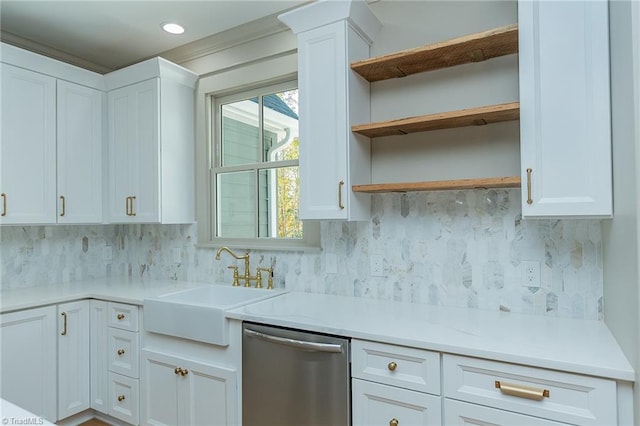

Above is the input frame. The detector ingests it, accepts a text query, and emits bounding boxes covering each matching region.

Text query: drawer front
[444,399,570,426]
[108,302,139,331]
[108,372,139,425]
[352,379,441,426]
[108,328,140,378]
[443,354,617,425]
[352,339,440,394]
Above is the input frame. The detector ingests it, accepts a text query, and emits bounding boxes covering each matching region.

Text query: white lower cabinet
[0,306,57,422]
[353,379,441,426]
[91,301,140,424]
[90,300,109,413]
[351,339,442,425]
[444,399,569,425]
[109,371,140,424]
[442,354,617,426]
[140,349,237,426]
[0,302,90,423]
[57,300,91,419]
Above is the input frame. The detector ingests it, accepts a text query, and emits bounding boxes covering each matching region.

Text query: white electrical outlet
[521,260,541,287]
[370,254,384,277]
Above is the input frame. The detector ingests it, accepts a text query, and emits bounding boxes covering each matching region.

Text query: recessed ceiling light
[162,22,185,35]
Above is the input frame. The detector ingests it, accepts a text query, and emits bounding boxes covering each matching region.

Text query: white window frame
[194,52,320,251]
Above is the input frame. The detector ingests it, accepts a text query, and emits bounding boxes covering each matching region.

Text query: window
[208,80,318,249]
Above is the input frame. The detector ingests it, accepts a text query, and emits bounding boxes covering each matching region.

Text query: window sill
[195,240,321,253]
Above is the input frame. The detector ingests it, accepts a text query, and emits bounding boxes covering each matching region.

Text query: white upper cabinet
[1,43,196,226]
[519,0,612,217]
[107,78,160,223]
[279,1,381,220]
[57,80,104,224]
[105,58,198,224]
[0,63,57,225]
[1,43,105,225]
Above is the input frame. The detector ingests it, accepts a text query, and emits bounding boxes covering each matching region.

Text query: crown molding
[158,12,293,66]
[0,30,113,74]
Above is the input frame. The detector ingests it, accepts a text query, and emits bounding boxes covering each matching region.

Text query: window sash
[211,81,302,241]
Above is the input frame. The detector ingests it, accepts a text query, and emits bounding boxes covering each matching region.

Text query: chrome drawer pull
[495,380,549,401]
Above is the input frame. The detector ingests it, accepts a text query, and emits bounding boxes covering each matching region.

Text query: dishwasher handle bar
[244,328,344,354]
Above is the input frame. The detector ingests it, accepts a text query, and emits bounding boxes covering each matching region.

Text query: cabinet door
[140,349,180,426]
[140,349,238,426]
[0,306,57,422]
[352,379,441,426]
[444,399,569,425]
[297,22,371,221]
[58,300,90,419]
[90,300,109,413]
[57,80,104,224]
[108,78,160,223]
[181,357,237,426]
[519,0,612,217]
[0,63,56,224]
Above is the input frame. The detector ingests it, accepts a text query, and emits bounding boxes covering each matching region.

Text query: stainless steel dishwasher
[242,322,350,426]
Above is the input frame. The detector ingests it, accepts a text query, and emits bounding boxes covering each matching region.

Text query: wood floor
[78,419,110,426]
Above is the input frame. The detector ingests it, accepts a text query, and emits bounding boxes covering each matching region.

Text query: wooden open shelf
[352,102,519,138]
[351,24,518,82]
[352,176,521,193]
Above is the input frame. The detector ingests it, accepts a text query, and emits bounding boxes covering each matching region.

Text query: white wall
[603,0,640,420]
[369,1,520,183]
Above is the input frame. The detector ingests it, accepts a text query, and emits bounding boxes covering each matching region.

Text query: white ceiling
[0,1,306,73]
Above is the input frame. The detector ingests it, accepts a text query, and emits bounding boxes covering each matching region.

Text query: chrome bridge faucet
[215,247,273,289]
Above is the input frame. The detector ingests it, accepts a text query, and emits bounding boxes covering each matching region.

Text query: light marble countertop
[226,291,635,382]
[1,278,634,382]
[0,277,206,312]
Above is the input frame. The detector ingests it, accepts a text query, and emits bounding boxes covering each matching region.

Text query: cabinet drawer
[444,399,570,425]
[108,302,139,331]
[108,328,139,378]
[352,339,440,394]
[443,354,617,425]
[352,378,441,426]
[108,372,139,425]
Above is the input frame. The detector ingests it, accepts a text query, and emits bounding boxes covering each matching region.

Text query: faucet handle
[227,266,240,287]
[257,268,274,290]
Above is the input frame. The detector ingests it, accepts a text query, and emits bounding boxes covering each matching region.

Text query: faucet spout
[215,247,253,287]
[215,246,247,261]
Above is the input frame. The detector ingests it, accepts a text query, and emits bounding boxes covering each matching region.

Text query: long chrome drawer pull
[244,328,343,353]
[495,380,549,400]
[1,192,6,216]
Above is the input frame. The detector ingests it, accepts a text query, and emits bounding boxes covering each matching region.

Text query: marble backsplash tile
[0,189,603,320]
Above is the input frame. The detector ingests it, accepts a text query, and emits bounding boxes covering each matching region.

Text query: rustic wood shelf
[352,102,519,138]
[352,176,521,193]
[351,24,518,82]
